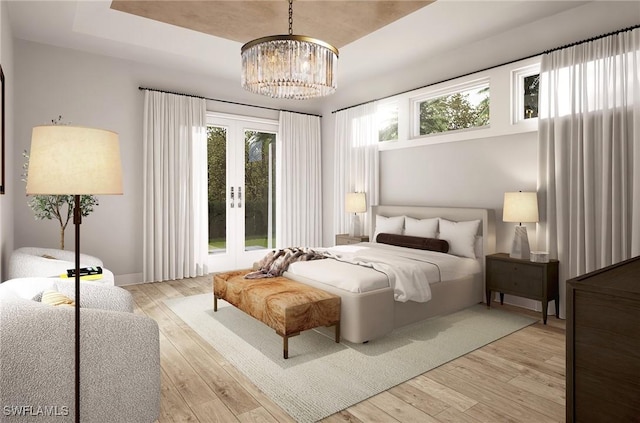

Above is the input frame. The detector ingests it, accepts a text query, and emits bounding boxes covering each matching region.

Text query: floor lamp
[26,125,123,423]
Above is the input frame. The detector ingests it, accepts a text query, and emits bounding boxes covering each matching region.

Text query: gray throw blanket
[244,247,328,279]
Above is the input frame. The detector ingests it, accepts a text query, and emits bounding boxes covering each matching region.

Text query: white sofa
[8,247,115,285]
[0,278,160,422]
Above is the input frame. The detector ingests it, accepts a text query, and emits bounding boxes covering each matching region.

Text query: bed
[282,205,496,343]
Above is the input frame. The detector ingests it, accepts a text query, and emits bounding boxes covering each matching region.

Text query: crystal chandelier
[241,0,339,100]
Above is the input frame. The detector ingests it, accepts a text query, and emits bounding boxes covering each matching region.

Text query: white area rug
[165,294,536,422]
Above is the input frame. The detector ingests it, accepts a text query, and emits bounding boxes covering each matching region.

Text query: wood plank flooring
[124,276,566,423]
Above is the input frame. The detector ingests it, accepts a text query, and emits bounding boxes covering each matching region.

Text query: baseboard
[114,272,143,286]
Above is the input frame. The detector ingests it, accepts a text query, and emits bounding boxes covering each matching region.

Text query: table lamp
[346,192,366,237]
[503,191,539,260]
[26,125,123,423]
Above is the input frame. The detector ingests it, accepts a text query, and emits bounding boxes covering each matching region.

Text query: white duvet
[286,242,481,303]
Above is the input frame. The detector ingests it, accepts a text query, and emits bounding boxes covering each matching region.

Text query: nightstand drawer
[491,273,543,297]
[488,262,544,297]
[490,261,543,279]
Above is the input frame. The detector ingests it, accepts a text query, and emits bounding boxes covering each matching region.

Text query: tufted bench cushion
[213,269,341,358]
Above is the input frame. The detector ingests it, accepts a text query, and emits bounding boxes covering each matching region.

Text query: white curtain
[142,91,209,282]
[333,103,380,238]
[538,28,640,317]
[276,111,323,247]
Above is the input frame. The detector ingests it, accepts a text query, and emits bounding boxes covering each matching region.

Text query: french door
[207,113,278,271]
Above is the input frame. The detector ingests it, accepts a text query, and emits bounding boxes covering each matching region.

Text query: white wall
[0,1,15,281]
[379,132,539,253]
[13,39,278,285]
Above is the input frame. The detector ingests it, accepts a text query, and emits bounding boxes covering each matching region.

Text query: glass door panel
[244,130,276,252]
[206,114,278,272]
[207,126,227,255]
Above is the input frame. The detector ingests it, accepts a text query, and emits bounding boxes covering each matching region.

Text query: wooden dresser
[566,256,640,422]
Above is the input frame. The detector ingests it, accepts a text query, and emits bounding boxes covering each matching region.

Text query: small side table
[485,253,559,324]
[335,234,369,246]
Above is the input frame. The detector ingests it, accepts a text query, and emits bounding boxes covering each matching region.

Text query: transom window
[523,74,540,119]
[512,64,540,123]
[413,81,490,137]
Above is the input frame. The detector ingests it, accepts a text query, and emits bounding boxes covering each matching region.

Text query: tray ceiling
[110,1,435,48]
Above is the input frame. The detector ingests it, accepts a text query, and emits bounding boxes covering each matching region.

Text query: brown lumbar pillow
[376,233,449,253]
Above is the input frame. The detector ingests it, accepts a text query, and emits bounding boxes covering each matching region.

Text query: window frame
[375,57,541,152]
[511,64,540,125]
[410,77,491,139]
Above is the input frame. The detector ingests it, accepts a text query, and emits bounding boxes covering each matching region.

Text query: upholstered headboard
[370,205,496,269]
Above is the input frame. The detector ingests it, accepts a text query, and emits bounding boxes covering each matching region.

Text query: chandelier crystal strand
[240,0,338,100]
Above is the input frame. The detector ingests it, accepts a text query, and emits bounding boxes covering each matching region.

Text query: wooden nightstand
[485,253,559,324]
[335,234,369,245]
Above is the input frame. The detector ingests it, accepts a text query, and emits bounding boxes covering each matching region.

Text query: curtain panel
[333,103,380,238]
[142,91,209,282]
[276,111,323,247]
[538,28,640,317]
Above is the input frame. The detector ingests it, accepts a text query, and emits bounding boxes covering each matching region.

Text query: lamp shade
[345,192,366,213]
[503,192,539,223]
[26,125,123,195]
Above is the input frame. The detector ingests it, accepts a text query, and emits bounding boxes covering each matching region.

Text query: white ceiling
[6,1,640,114]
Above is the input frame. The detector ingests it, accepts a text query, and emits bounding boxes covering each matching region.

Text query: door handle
[238,187,242,208]
[230,187,234,208]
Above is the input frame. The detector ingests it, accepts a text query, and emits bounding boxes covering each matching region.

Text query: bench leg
[335,321,340,343]
[280,332,299,359]
[283,336,288,359]
[213,295,218,312]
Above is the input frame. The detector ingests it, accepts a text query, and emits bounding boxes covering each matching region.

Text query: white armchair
[0,279,160,422]
[8,247,115,285]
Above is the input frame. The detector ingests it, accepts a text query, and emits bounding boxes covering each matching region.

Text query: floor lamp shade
[26,125,123,195]
[25,124,122,423]
[503,192,539,260]
[346,192,366,237]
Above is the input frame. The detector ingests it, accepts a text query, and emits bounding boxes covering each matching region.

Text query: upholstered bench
[213,270,341,359]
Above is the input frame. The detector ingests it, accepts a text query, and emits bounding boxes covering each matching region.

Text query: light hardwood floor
[124,276,566,423]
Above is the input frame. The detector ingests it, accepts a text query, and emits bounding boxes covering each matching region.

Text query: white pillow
[474,235,483,259]
[438,218,481,258]
[404,217,439,238]
[374,215,405,241]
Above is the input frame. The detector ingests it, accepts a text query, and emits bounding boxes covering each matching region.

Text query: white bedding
[286,242,481,303]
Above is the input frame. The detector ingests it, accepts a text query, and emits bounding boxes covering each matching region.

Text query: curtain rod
[138,87,322,118]
[332,23,640,115]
